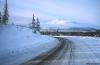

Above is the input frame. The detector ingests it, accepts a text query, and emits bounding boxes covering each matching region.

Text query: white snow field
[0,24,59,65]
[56,36,100,65]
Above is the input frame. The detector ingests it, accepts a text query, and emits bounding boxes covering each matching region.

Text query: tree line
[0,0,41,33]
[0,0,9,24]
[31,14,41,33]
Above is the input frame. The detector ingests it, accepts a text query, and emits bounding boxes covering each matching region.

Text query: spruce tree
[36,18,41,32]
[2,0,9,24]
[0,12,2,23]
[32,14,36,33]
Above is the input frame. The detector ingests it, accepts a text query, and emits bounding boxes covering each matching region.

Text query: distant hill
[63,27,96,32]
[42,27,96,32]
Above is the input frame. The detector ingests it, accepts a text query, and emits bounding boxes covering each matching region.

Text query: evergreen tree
[2,0,9,24]
[0,12,2,23]
[36,18,41,32]
[32,14,36,33]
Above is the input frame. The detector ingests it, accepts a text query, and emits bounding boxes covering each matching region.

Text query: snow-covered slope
[0,24,59,65]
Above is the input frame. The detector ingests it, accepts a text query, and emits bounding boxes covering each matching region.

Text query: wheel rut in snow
[36,38,73,65]
[21,38,73,65]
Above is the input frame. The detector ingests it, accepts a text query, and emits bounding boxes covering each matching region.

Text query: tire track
[21,38,63,65]
[36,38,73,65]
[21,38,73,65]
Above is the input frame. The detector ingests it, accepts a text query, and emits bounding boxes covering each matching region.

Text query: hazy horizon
[0,0,100,29]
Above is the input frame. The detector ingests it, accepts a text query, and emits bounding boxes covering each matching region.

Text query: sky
[0,0,100,29]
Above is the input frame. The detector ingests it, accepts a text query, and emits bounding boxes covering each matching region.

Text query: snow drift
[0,24,59,65]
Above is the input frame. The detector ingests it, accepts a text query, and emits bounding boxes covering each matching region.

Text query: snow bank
[55,36,100,43]
[0,24,59,65]
[63,36,100,42]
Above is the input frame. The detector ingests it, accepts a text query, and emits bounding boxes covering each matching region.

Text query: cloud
[10,9,33,18]
[48,19,67,25]
[3,0,100,29]
[0,0,3,11]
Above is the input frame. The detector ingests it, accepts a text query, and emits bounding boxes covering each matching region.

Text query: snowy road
[35,38,72,65]
[65,36,100,65]
[34,36,100,65]
[1,25,100,65]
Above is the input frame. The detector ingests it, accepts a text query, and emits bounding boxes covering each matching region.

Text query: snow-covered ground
[55,36,100,65]
[0,24,59,65]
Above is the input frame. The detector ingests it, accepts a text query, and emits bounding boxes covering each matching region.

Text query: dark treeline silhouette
[31,14,41,33]
[2,0,9,24]
[31,14,36,33]
[0,12,1,23]
[96,30,100,36]
[0,0,9,24]
[36,18,41,32]
[41,30,100,37]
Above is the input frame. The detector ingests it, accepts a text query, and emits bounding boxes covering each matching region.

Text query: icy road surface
[37,36,100,65]
[65,36,100,65]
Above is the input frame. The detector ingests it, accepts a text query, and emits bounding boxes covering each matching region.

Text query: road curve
[36,38,73,65]
[37,36,100,65]
[22,36,100,65]
[21,37,72,65]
